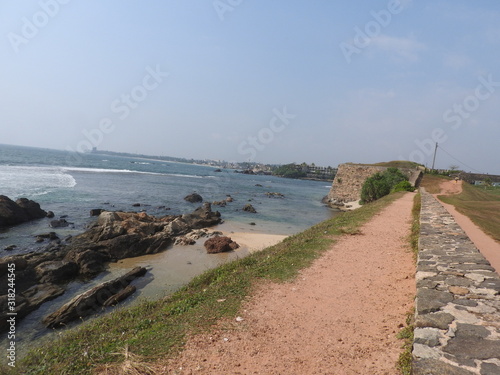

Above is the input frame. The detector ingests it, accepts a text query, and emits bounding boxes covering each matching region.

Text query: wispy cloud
[371,34,426,62]
[442,53,472,71]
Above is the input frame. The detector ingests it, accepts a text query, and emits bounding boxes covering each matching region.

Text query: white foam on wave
[0,165,77,198]
[61,166,210,179]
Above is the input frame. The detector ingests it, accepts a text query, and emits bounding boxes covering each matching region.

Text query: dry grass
[439,183,500,242]
[419,174,450,194]
[95,346,160,375]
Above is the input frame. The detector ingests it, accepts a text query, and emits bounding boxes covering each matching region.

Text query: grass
[439,183,500,242]
[6,192,408,375]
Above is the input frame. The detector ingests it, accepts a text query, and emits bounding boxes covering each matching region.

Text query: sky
[1,0,499,173]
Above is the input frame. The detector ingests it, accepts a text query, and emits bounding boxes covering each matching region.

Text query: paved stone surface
[413,191,500,374]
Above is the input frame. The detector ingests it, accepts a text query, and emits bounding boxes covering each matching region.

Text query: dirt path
[434,180,500,273]
[162,193,416,375]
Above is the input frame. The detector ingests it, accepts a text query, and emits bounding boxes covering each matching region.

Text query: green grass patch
[396,310,415,375]
[439,183,500,242]
[9,192,406,375]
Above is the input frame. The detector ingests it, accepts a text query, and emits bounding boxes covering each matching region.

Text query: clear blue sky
[1,0,499,173]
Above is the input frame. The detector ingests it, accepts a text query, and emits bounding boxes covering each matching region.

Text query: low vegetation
[361,167,414,203]
[10,192,408,375]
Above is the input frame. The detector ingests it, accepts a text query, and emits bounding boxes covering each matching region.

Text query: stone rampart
[413,191,500,374]
[326,163,423,205]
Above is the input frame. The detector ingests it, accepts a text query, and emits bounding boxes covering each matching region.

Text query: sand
[434,180,500,274]
[162,193,416,374]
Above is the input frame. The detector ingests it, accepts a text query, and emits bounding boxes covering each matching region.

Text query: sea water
[0,144,336,351]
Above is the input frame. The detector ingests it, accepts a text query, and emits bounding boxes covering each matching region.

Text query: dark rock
[4,245,16,251]
[242,204,257,213]
[249,222,256,226]
[455,323,490,339]
[265,192,285,198]
[444,337,500,360]
[226,196,234,202]
[412,359,474,375]
[43,267,147,328]
[60,215,68,219]
[214,169,222,172]
[103,285,136,307]
[213,200,227,207]
[0,195,47,227]
[481,363,500,375]
[64,249,109,277]
[0,283,65,333]
[255,184,263,187]
[132,203,141,207]
[175,236,196,246]
[36,232,59,241]
[46,211,55,218]
[204,236,239,254]
[416,288,453,314]
[180,203,222,230]
[50,219,70,228]
[90,209,104,216]
[184,193,203,203]
[35,260,79,284]
[415,312,455,330]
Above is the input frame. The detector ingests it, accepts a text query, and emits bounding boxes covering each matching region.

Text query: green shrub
[361,168,410,203]
[392,180,415,193]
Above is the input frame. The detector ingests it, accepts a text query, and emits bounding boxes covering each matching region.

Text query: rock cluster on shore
[0,195,48,227]
[0,201,222,331]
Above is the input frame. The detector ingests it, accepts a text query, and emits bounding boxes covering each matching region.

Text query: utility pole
[431,142,438,172]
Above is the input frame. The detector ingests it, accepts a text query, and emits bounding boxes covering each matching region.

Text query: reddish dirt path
[434,180,500,274]
[162,193,416,375]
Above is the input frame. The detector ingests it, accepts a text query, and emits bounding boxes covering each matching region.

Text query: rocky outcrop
[204,236,239,254]
[326,163,423,207]
[43,267,147,328]
[242,204,257,213]
[0,195,47,227]
[0,204,222,332]
[184,193,203,203]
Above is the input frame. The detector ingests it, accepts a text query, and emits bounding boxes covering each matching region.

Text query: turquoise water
[0,144,335,254]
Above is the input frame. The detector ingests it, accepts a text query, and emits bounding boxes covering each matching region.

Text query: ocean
[0,144,336,350]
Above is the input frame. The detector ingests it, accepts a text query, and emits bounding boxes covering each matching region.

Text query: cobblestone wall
[413,191,500,374]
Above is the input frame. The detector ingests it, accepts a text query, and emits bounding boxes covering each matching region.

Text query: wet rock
[50,219,70,228]
[242,204,257,213]
[226,196,234,202]
[43,266,147,328]
[90,209,104,216]
[184,193,203,203]
[35,260,79,284]
[175,236,196,246]
[4,245,16,251]
[265,192,285,198]
[0,195,47,227]
[132,203,141,207]
[213,200,227,207]
[204,236,239,254]
[46,211,55,218]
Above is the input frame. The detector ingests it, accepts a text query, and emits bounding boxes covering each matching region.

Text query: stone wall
[413,191,500,374]
[326,163,423,205]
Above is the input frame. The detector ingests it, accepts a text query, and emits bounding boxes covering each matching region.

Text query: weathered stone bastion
[413,191,500,374]
[326,163,423,206]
